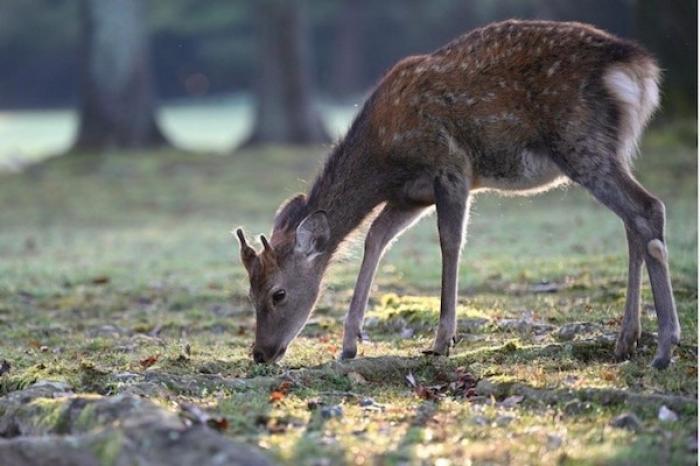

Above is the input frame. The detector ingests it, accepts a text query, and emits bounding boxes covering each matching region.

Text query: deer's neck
[305,137,384,254]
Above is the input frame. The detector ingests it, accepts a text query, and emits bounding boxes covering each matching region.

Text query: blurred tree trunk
[329,0,367,98]
[242,0,329,148]
[73,0,167,152]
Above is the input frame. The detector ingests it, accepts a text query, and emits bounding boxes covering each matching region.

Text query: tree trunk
[73,0,167,152]
[329,0,367,98]
[242,0,329,148]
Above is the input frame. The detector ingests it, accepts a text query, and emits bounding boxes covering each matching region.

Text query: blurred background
[0,4,696,463]
[0,0,696,166]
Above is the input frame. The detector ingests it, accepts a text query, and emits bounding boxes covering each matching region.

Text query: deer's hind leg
[552,150,680,369]
[617,225,645,359]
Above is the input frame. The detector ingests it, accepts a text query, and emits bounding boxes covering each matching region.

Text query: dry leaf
[501,395,524,408]
[405,372,417,388]
[269,390,286,402]
[206,417,229,431]
[139,354,160,368]
[0,359,10,376]
[91,276,110,285]
[275,380,293,393]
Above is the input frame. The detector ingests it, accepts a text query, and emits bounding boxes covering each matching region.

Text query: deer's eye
[272,289,286,305]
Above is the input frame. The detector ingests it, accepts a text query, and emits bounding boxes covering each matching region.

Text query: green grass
[0,119,696,465]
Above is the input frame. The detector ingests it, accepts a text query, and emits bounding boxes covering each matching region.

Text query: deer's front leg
[426,172,469,356]
[341,204,425,360]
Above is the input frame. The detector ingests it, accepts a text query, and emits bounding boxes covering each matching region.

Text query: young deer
[237,20,680,369]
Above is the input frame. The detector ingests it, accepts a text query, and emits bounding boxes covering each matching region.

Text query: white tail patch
[603,60,661,164]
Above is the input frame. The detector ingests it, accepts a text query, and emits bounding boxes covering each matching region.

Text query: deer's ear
[274,194,306,231]
[295,211,330,258]
[235,228,257,272]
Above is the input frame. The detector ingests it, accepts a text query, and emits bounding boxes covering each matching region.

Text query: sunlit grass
[0,122,696,465]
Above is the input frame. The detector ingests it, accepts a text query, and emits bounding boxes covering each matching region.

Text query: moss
[28,398,68,433]
[91,430,125,466]
[74,403,99,433]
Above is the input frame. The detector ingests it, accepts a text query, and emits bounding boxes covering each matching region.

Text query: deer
[236,19,680,370]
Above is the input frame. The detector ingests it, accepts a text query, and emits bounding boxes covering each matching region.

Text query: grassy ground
[0,122,697,465]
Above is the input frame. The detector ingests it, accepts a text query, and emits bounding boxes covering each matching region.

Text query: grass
[0,119,697,465]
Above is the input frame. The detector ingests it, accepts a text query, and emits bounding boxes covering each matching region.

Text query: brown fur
[238,20,679,368]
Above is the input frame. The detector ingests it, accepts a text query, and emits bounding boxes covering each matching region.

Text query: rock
[563,400,592,416]
[458,318,489,333]
[498,311,555,336]
[530,282,562,293]
[114,372,141,382]
[500,395,524,408]
[31,380,72,392]
[546,433,564,449]
[86,324,127,338]
[472,415,489,426]
[495,414,516,426]
[557,322,600,341]
[320,405,343,419]
[400,327,414,338]
[347,371,368,385]
[658,405,679,423]
[610,412,642,432]
[358,398,383,411]
[475,379,513,399]
[0,386,274,466]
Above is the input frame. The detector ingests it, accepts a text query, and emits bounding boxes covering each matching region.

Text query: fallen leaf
[415,384,441,401]
[91,276,110,285]
[139,354,160,368]
[179,403,228,431]
[0,359,10,376]
[206,417,229,431]
[269,390,286,402]
[501,395,524,408]
[307,399,322,410]
[406,371,441,400]
[275,379,293,393]
[405,372,417,388]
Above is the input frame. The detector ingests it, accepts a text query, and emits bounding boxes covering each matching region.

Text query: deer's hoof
[340,347,357,360]
[614,333,639,361]
[651,354,671,370]
[422,345,450,357]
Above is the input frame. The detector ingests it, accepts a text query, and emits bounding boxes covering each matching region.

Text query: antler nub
[260,234,272,254]
[235,228,257,270]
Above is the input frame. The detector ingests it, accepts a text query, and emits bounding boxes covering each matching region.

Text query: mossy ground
[0,123,697,465]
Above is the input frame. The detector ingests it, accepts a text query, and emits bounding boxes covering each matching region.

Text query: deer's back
[365,20,658,192]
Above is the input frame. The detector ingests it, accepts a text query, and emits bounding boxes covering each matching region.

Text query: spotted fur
[238,20,678,369]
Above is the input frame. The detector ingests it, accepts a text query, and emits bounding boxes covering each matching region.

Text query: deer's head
[236,195,330,363]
